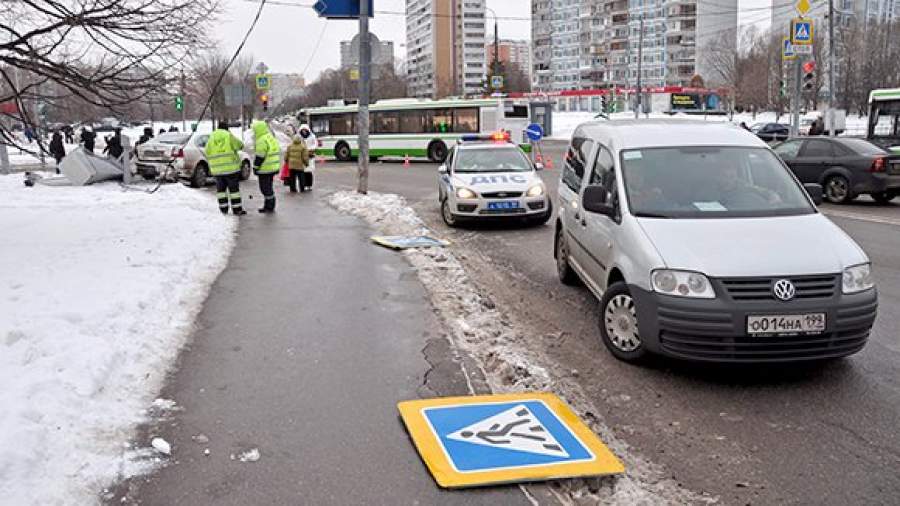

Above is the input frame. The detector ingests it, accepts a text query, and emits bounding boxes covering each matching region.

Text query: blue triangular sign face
[796,25,809,39]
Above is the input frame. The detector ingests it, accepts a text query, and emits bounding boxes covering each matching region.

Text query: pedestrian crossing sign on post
[255,73,271,91]
[790,18,813,45]
[782,37,797,61]
[398,393,624,488]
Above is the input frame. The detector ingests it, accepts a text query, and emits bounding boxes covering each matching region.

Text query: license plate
[746,313,826,336]
[487,200,520,210]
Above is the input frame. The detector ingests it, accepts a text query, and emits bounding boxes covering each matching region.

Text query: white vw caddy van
[554,120,878,363]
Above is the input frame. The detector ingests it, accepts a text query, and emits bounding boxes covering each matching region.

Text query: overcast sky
[214,0,772,81]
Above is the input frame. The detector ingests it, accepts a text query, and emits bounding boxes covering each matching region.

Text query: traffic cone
[403,153,410,168]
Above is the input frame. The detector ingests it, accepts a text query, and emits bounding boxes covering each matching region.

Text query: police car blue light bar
[460,131,511,143]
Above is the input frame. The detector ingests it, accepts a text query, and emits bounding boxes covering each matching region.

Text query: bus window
[453,108,478,133]
[426,109,453,133]
[329,114,355,135]
[373,111,400,134]
[399,111,425,133]
[504,105,528,118]
[310,116,328,136]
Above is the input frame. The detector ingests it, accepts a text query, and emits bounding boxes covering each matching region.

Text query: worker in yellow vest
[205,120,246,216]
[252,120,282,213]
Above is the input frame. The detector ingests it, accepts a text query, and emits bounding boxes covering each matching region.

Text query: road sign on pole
[255,74,271,90]
[398,393,624,488]
[525,123,544,142]
[313,0,373,18]
[491,75,504,90]
[796,0,811,16]
[790,18,813,45]
[782,37,797,61]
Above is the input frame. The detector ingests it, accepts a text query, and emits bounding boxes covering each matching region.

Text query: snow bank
[0,175,236,504]
[328,191,710,504]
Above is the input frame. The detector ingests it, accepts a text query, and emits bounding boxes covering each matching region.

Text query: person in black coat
[103,128,124,160]
[80,127,96,153]
[63,125,75,144]
[49,131,66,173]
[136,127,154,146]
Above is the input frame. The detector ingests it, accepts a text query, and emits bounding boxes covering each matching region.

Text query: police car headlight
[526,184,545,197]
[456,187,477,199]
[651,269,715,299]
[842,263,874,294]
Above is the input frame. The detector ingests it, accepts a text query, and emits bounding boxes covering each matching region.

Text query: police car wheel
[598,282,648,363]
[191,163,208,188]
[555,227,580,286]
[441,199,458,227]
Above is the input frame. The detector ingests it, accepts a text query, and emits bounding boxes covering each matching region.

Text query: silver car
[555,119,877,364]
[135,132,252,187]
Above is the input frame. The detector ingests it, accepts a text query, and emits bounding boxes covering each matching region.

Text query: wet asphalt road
[315,143,900,505]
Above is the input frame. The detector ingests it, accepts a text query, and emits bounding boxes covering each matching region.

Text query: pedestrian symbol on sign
[446,404,569,457]
[790,18,813,45]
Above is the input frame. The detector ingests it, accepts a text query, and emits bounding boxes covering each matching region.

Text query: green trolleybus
[868,88,900,154]
[299,98,532,163]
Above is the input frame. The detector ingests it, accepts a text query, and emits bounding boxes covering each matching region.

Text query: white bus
[868,88,900,154]
[299,98,532,163]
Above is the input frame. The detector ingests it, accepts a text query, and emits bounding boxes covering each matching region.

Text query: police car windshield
[455,148,531,173]
[621,146,816,219]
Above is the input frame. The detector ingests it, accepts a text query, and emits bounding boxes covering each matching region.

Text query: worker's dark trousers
[215,173,243,215]
[258,172,276,211]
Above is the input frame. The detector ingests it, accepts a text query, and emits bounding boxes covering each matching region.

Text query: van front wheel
[599,282,647,363]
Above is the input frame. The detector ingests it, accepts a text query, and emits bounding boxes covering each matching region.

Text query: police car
[438,133,552,227]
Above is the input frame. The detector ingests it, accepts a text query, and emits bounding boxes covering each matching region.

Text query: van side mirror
[804,183,824,205]
[582,185,615,217]
[438,164,448,174]
[534,162,544,171]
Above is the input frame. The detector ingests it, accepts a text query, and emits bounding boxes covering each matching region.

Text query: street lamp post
[486,7,500,93]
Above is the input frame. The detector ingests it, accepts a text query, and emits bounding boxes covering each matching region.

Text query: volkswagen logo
[773,279,796,301]
[497,192,507,197]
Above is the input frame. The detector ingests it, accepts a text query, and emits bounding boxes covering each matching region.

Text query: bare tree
[1,0,218,151]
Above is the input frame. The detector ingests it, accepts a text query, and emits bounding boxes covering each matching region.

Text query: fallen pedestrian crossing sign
[398,393,624,488]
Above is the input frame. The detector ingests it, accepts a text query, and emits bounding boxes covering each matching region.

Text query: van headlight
[456,187,476,199]
[842,263,874,294]
[651,270,715,299]
[526,184,544,197]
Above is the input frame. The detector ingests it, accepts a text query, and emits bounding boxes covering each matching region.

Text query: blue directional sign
[791,18,813,45]
[398,393,623,488]
[525,123,544,142]
[313,0,373,19]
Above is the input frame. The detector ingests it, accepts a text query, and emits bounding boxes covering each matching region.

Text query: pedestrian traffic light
[174,95,184,112]
[599,95,607,114]
[261,94,269,111]
[802,61,815,92]
[779,80,787,98]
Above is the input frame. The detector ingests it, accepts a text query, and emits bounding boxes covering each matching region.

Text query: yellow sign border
[782,36,797,61]
[398,392,625,488]
[790,17,814,45]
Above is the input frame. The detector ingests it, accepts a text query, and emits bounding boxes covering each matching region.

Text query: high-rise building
[340,32,395,73]
[268,73,306,108]
[406,0,487,98]
[485,39,532,77]
[531,0,739,92]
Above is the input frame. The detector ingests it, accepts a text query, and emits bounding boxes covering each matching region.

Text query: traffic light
[599,95,607,114]
[261,94,269,111]
[802,61,815,92]
[174,95,184,112]
[779,80,787,98]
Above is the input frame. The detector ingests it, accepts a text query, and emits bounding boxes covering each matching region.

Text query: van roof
[575,119,768,151]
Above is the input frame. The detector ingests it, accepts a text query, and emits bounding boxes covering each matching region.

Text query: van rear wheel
[599,282,647,363]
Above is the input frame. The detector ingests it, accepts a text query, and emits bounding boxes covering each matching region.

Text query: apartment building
[340,32,395,73]
[531,0,738,92]
[486,39,532,76]
[406,0,487,98]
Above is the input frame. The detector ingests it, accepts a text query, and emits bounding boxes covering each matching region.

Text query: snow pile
[0,175,236,504]
[328,191,709,504]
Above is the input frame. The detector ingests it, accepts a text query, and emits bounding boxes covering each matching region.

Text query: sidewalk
[113,183,529,505]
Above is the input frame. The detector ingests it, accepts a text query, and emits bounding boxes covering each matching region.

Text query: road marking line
[823,209,900,227]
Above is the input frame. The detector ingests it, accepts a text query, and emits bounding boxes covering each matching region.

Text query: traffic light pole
[827,0,835,137]
[357,0,370,194]
[180,70,186,132]
[791,59,801,137]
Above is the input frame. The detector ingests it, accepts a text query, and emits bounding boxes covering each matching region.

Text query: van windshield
[621,146,816,218]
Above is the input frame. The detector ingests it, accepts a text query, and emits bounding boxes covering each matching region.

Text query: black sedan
[773,137,900,204]
[751,123,790,142]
